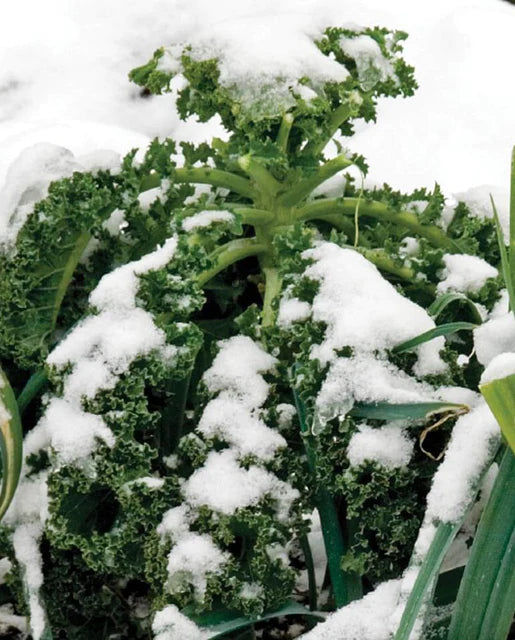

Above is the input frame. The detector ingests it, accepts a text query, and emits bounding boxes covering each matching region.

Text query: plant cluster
[0,20,513,640]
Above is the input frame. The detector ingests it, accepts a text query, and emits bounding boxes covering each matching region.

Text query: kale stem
[279,155,353,207]
[261,267,282,327]
[276,113,294,152]
[303,103,356,157]
[196,238,267,287]
[238,156,282,198]
[175,167,256,199]
[297,198,461,251]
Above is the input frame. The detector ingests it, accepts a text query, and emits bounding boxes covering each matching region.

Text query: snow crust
[424,402,500,524]
[474,312,515,366]
[182,210,234,231]
[347,423,414,469]
[301,579,401,640]
[481,352,515,385]
[437,253,498,294]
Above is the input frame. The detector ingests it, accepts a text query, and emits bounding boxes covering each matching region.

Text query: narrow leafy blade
[480,373,515,454]
[428,292,483,324]
[0,367,23,520]
[349,402,467,421]
[392,322,477,354]
[193,601,323,637]
[490,194,515,314]
[394,522,460,640]
[447,448,515,640]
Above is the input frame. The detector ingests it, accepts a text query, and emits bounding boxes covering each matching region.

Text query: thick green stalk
[297,198,460,251]
[393,522,460,640]
[447,448,515,640]
[226,206,275,226]
[303,103,355,157]
[261,268,282,327]
[238,156,282,198]
[279,156,353,207]
[175,167,256,199]
[276,113,294,152]
[196,238,267,287]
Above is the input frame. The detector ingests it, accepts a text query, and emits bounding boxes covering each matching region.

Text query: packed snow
[436,253,498,294]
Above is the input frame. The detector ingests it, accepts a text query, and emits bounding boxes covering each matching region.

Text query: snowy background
[1,0,514,203]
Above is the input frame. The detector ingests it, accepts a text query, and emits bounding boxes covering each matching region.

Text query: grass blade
[428,292,483,324]
[447,448,515,640]
[393,522,461,640]
[392,322,477,354]
[0,367,23,521]
[349,402,467,421]
[490,194,515,316]
[480,373,515,454]
[193,601,323,638]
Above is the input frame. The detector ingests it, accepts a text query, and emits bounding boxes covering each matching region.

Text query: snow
[481,352,515,385]
[36,398,115,465]
[301,579,401,640]
[183,449,298,519]
[181,210,234,232]
[347,423,414,469]
[339,35,394,90]
[203,335,277,408]
[436,253,498,294]
[474,312,515,366]
[166,533,229,599]
[198,397,287,461]
[278,297,312,326]
[303,243,446,376]
[424,401,500,524]
[455,184,511,239]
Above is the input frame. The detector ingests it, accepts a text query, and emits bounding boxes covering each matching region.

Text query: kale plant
[0,20,510,640]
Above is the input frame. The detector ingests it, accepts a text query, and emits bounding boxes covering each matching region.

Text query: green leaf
[192,601,324,637]
[393,522,461,640]
[349,402,468,421]
[0,367,23,521]
[291,375,362,607]
[392,322,477,354]
[480,373,515,460]
[428,292,483,324]
[490,194,515,317]
[447,448,515,640]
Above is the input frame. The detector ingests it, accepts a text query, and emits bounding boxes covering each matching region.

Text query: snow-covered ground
[1,0,514,203]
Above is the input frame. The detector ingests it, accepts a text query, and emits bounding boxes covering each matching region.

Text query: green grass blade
[447,448,515,640]
[490,194,515,316]
[0,367,23,521]
[480,373,515,454]
[393,522,461,640]
[428,292,483,324]
[392,322,477,354]
[16,369,48,416]
[349,402,467,421]
[193,601,323,637]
